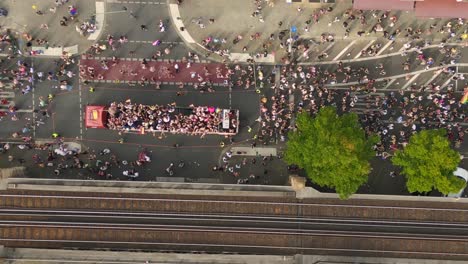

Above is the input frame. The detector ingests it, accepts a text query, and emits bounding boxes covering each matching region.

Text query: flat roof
[415,0,468,18]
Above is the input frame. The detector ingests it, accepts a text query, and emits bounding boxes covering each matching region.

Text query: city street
[0,0,467,197]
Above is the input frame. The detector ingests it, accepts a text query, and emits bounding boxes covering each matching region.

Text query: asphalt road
[0,1,467,196]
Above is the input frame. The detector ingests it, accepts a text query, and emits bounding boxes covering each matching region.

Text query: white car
[447,167,468,198]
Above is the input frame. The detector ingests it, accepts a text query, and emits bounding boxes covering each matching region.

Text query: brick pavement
[79,58,229,84]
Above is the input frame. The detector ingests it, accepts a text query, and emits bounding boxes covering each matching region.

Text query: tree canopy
[285,106,378,199]
[392,129,463,195]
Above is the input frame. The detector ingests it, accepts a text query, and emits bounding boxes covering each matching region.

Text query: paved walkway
[172,0,465,64]
[2,0,104,57]
[0,248,295,264]
[7,178,468,203]
[2,248,467,264]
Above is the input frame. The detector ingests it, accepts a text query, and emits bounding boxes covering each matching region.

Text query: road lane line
[31,59,36,138]
[376,40,394,56]
[354,39,376,59]
[401,73,420,90]
[333,40,357,61]
[0,109,33,113]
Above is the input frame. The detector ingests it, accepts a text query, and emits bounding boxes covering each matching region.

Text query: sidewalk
[2,0,103,56]
[173,0,463,64]
[2,248,467,264]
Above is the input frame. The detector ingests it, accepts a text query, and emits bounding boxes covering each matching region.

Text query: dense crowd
[254,56,467,156]
[1,1,468,184]
[107,101,237,134]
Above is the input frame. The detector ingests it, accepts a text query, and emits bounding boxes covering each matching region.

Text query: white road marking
[424,70,443,87]
[325,63,468,89]
[354,39,376,59]
[401,73,420,90]
[79,80,84,139]
[230,53,275,63]
[31,45,79,57]
[376,40,394,56]
[382,79,396,90]
[333,40,357,61]
[0,92,15,98]
[302,42,334,61]
[0,109,34,113]
[321,42,335,54]
[440,75,455,90]
[31,59,36,138]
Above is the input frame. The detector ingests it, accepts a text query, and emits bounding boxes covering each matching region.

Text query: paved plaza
[0,0,467,196]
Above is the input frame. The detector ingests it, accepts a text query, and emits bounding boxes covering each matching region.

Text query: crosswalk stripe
[398,45,408,52]
[322,42,335,54]
[376,40,394,56]
[0,92,15,98]
[440,75,455,89]
[401,73,420,90]
[424,70,443,87]
[382,79,396,89]
[333,40,357,61]
[298,43,334,61]
[326,63,468,88]
[354,40,376,59]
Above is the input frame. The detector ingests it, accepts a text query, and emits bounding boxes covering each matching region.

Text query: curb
[25,1,106,58]
[5,178,468,203]
[166,1,225,63]
[166,1,467,66]
[30,44,79,57]
[87,1,106,41]
[168,2,276,64]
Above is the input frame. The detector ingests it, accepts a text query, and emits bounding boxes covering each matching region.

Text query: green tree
[285,107,379,199]
[392,129,463,195]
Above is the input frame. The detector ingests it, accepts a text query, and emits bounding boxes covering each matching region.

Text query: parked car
[447,167,468,198]
[0,8,8,17]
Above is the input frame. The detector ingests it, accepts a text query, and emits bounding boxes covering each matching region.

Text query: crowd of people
[0,138,151,180]
[106,100,238,135]
[185,0,468,65]
[252,52,467,157]
[1,1,468,184]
